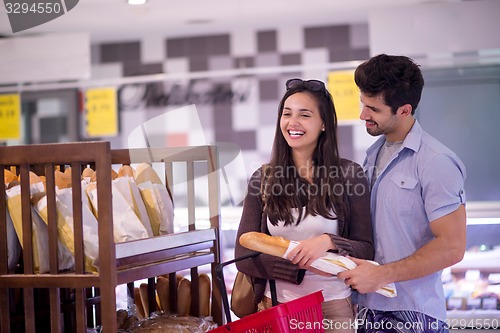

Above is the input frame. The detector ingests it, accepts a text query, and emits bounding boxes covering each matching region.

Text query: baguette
[177,277,191,316]
[240,232,398,298]
[240,232,353,269]
[134,287,145,319]
[3,169,17,185]
[239,231,290,257]
[139,283,150,317]
[63,167,72,178]
[156,276,170,313]
[199,273,211,317]
[81,167,95,180]
[55,170,72,189]
[135,163,163,185]
[90,169,118,183]
[118,165,134,178]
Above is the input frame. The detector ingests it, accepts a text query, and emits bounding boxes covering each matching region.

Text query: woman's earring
[322,127,325,132]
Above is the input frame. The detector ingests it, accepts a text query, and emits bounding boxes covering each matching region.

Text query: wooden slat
[71,162,85,275]
[116,241,213,268]
[94,143,117,333]
[115,229,216,259]
[0,274,101,288]
[50,288,62,333]
[75,288,87,333]
[0,288,10,333]
[45,164,59,273]
[23,287,36,333]
[189,267,200,317]
[187,161,196,231]
[116,253,215,285]
[207,146,223,325]
[111,146,213,165]
[0,168,10,333]
[0,142,112,165]
[19,165,34,275]
[0,168,7,275]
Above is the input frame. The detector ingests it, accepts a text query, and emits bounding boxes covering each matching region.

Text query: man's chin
[366,129,382,137]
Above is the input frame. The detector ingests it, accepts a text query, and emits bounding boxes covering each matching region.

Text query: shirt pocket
[386,172,418,212]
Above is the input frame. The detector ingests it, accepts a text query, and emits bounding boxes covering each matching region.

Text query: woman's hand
[286,234,334,268]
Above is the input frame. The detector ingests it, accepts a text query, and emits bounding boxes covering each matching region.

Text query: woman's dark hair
[265,81,349,226]
[354,54,424,114]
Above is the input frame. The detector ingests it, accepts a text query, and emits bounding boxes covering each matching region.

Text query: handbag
[230,164,276,318]
[230,270,257,318]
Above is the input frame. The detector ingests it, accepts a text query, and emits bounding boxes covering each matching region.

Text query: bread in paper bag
[7,172,74,273]
[4,169,21,271]
[33,178,100,273]
[85,174,150,243]
[113,165,154,237]
[240,232,397,298]
[134,163,174,235]
[81,167,95,184]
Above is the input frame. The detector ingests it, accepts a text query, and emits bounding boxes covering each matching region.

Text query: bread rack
[0,141,223,333]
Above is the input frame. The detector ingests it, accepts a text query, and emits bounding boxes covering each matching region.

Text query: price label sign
[84,87,118,137]
[327,71,360,121]
[0,94,21,140]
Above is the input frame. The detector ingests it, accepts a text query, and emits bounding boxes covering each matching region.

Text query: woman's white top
[265,208,351,302]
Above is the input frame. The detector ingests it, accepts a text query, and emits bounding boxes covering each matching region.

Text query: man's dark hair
[354,54,424,115]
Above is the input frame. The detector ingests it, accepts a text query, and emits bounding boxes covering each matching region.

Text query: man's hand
[337,257,389,293]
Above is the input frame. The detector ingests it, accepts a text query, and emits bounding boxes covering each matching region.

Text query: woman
[235,78,374,333]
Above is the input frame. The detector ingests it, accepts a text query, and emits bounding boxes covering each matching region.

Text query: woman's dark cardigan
[234,159,374,303]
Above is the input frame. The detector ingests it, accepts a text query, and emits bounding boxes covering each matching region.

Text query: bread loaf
[241,233,398,298]
[134,287,145,319]
[63,167,72,177]
[139,283,151,317]
[199,273,211,317]
[118,165,134,178]
[55,170,72,189]
[241,232,355,269]
[3,169,17,185]
[81,167,95,180]
[156,276,170,313]
[90,169,118,183]
[239,232,290,257]
[135,163,162,185]
[177,277,191,316]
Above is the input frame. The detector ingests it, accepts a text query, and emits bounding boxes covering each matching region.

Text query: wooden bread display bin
[0,141,223,333]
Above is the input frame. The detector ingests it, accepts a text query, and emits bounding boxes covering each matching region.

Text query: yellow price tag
[85,87,118,137]
[327,71,360,121]
[0,94,21,140]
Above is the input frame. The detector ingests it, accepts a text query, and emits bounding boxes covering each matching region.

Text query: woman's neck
[292,151,314,181]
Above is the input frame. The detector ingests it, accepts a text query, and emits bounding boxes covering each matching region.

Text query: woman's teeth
[288,130,304,137]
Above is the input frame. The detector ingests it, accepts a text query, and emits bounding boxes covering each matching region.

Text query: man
[338,54,466,333]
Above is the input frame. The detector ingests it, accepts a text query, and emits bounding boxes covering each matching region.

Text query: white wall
[0,33,90,84]
[369,0,500,57]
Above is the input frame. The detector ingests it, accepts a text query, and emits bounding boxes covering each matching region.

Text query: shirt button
[401,181,405,185]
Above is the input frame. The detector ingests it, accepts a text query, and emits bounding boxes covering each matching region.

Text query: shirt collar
[402,119,422,153]
[365,119,423,163]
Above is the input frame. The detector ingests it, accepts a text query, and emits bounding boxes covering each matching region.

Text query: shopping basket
[211,253,325,333]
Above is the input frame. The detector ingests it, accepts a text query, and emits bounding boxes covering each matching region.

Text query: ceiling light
[128,0,147,5]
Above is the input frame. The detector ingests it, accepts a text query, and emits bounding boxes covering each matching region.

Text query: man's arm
[338,204,466,293]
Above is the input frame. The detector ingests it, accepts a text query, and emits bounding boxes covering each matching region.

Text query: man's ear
[398,104,413,117]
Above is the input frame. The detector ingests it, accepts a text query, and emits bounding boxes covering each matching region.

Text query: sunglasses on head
[285,78,327,95]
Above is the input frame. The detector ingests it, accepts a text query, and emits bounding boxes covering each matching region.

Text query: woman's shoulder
[339,158,362,169]
[338,158,365,179]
